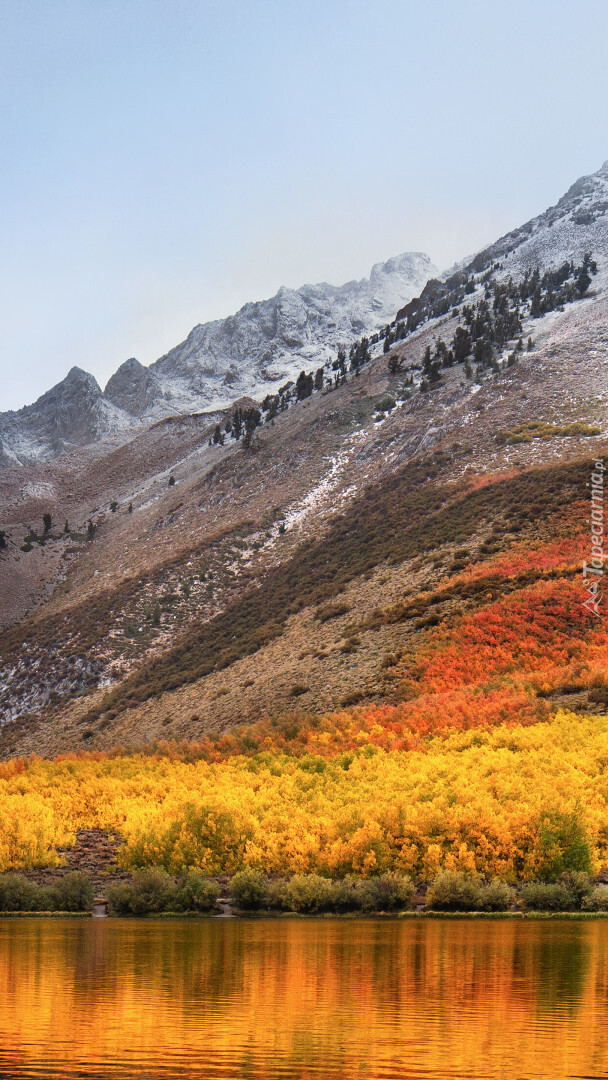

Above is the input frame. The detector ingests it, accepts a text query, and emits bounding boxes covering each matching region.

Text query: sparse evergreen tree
[262,394,279,420]
[241,406,262,449]
[333,348,346,375]
[453,327,472,364]
[168,475,175,486]
[110,501,118,512]
[295,371,314,400]
[0,530,7,550]
[576,263,592,296]
[42,513,52,533]
[314,367,324,391]
[231,409,243,439]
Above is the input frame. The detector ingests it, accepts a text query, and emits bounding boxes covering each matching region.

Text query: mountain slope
[0,251,436,467]
[1,161,608,760]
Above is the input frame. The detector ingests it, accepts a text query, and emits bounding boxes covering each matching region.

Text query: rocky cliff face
[0,251,436,467]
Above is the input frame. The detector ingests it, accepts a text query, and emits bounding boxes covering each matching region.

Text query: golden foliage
[2,711,608,881]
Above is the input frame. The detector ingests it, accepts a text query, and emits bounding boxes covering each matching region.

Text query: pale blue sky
[2,0,608,410]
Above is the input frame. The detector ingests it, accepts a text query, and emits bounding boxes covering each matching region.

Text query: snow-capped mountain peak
[0,251,436,466]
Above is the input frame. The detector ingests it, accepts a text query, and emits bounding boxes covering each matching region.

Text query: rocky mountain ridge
[0,251,436,467]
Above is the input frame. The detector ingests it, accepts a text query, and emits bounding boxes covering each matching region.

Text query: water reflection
[0,918,607,1078]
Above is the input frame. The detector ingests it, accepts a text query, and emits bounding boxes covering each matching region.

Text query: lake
[1,917,607,1078]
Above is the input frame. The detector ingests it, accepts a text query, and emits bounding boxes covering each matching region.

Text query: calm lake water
[1,917,608,1079]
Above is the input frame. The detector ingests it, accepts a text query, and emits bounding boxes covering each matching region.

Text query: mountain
[1,161,608,762]
[0,251,436,467]
[0,367,135,469]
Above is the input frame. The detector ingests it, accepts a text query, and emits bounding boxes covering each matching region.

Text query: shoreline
[3,909,608,920]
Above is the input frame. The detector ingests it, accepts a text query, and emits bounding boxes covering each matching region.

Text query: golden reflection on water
[1,918,608,1079]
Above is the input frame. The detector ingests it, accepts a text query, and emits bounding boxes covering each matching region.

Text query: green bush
[284,874,335,913]
[36,886,60,911]
[560,871,593,908]
[425,872,483,912]
[107,869,173,915]
[169,871,219,912]
[519,882,577,912]
[0,873,41,911]
[326,878,361,912]
[355,873,415,912]
[263,879,288,910]
[582,886,608,911]
[476,879,515,912]
[229,869,267,909]
[54,872,94,912]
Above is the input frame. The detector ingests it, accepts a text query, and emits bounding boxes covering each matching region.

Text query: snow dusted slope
[149,252,437,413]
[0,252,435,467]
[467,161,608,279]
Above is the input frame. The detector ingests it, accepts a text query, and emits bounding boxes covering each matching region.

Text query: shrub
[229,869,267,909]
[355,873,415,912]
[315,601,351,623]
[476,879,515,911]
[54,872,94,911]
[560,871,593,908]
[264,879,288,910]
[284,874,335,913]
[327,878,361,912]
[169,871,220,912]
[0,873,40,911]
[107,869,173,915]
[425,871,482,912]
[36,886,60,911]
[582,886,608,911]
[518,882,577,912]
